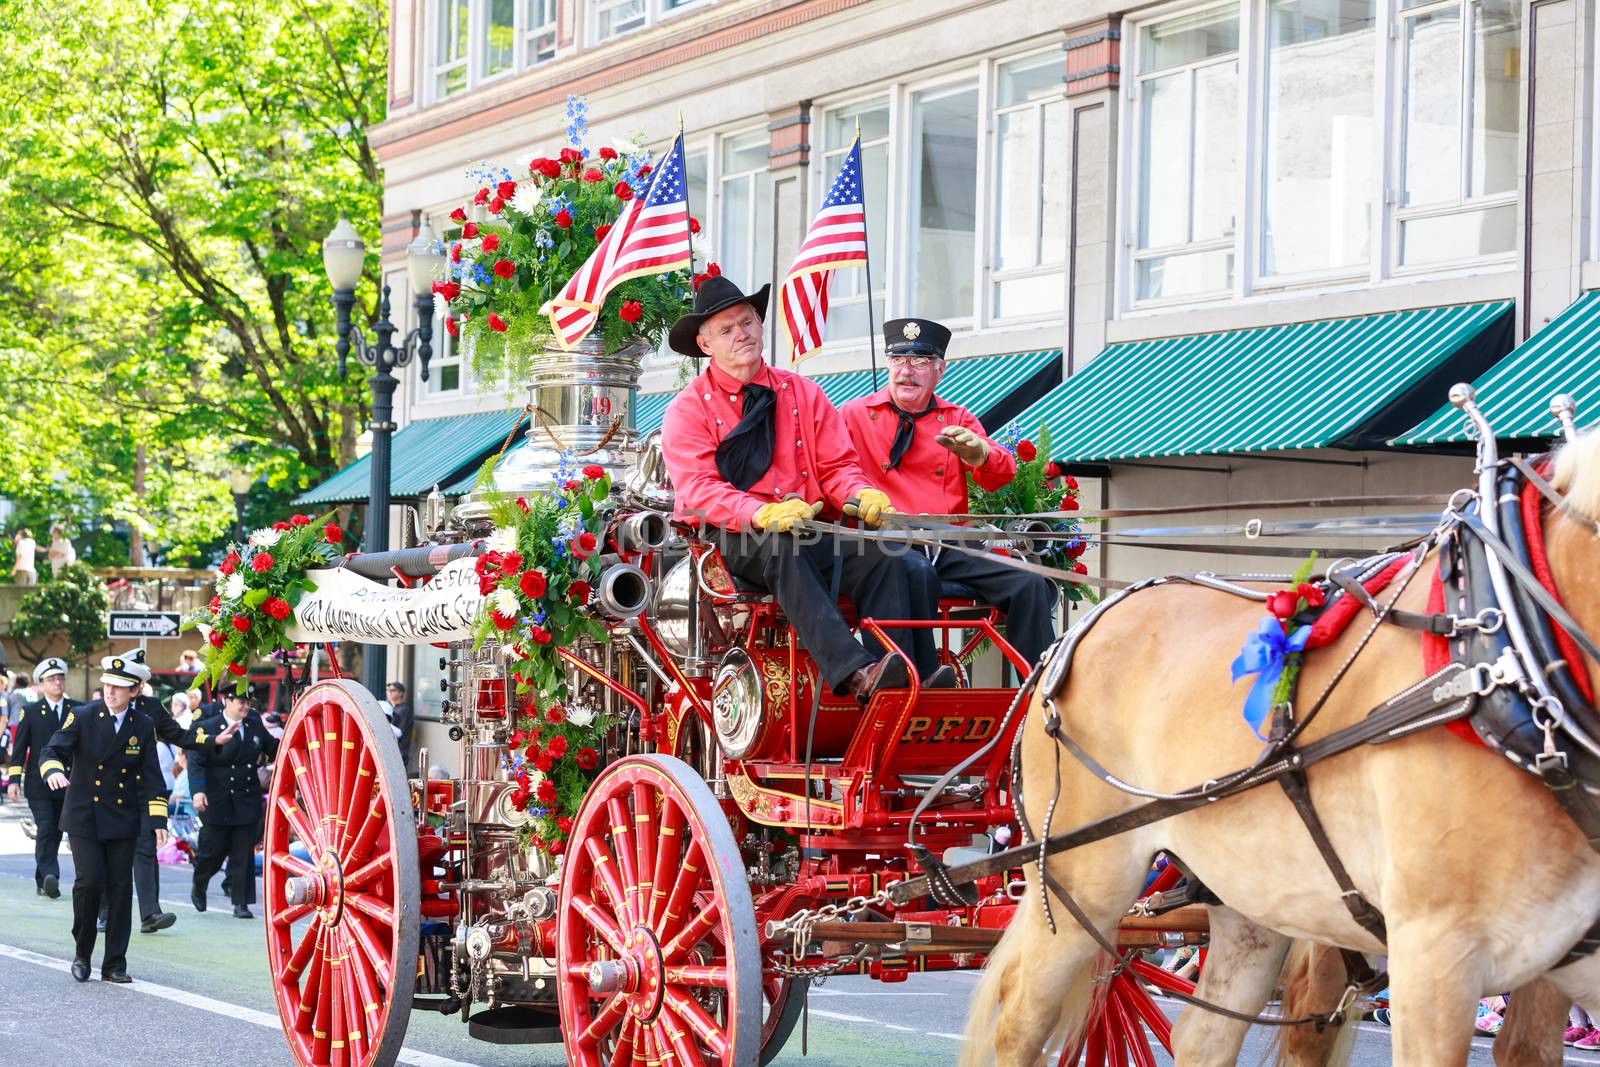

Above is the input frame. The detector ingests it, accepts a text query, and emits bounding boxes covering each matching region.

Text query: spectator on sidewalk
[189,691,278,918]
[385,681,414,770]
[11,529,37,586]
[46,525,75,578]
[176,649,201,675]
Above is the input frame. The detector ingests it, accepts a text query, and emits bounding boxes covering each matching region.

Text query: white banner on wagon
[285,557,487,644]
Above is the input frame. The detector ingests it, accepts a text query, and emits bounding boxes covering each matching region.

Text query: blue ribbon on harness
[1230,618,1311,739]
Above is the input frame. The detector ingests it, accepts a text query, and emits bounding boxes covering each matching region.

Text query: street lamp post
[225,466,255,543]
[321,215,447,698]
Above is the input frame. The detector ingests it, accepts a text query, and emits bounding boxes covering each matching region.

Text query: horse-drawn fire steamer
[247,335,1206,1067]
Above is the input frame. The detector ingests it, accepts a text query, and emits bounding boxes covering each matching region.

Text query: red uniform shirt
[661,360,872,532]
[839,387,1015,515]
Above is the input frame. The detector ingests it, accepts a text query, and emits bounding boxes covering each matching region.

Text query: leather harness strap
[1277,764,1388,944]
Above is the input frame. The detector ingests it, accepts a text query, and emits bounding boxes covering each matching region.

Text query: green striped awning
[451,348,1061,493]
[1001,303,1512,462]
[1395,292,1600,445]
[296,410,524,506]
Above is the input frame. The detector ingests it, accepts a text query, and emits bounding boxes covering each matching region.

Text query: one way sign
[107,611,184,639]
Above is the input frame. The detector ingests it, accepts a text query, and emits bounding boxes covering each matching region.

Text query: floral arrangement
[435,95,707,380]
[1230,553,1323,739]
[470,453,614,855]
[189,513,347,690]
[966,423,1094,602]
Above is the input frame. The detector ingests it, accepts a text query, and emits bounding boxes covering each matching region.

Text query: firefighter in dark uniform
[7,657,77,898]
[189,690,279,918]
[39,654,169,983]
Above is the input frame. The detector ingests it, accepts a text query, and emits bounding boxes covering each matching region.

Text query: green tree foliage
[10,564,111,659]
[0,0,388,563]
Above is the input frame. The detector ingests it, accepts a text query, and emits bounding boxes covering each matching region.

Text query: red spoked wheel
[263,679,420,1067]
[557,754,762,1066]
[1056,958,1197,1066]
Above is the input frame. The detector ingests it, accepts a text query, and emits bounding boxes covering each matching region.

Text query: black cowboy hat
[668,275,771,357]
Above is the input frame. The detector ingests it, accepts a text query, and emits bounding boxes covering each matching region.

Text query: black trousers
[98,829,160,922]
[28,792,65,888]
[909,549,1059,667]
[194,821,259,906]
[711,528,939,692]
[69,833,136,974]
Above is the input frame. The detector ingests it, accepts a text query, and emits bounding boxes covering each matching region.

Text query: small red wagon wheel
[263,679,420,1067]
[557,754,762,1066]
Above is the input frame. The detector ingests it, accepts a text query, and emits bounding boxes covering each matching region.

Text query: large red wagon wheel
[263,679,420,1067]
[557,754,762,1066]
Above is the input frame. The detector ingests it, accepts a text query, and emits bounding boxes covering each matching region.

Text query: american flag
[544,134,693,350]
[781,137,868,364]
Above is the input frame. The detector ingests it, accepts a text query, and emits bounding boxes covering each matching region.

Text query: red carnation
[449,207,468,223]
[1066,474,1080,491]
[462,221,479,239]
[538,159,561,179]
[637,165,651,177]
[548,837,566,856]
[209,595,221,613]
[251,552,275,573]
[536,779,558,804]
[575,747,598,771]
[493,258,516,279]
[228,662,247,677]
[534,753,554,774]
[1297,582,1326,608]
[618,300,643,324]
[516,496,529,513]
[614,181,633,201]
[706,262,721,278]
[529,625,553,645]
[529,156,551,175]
[510,787,530,811]
[500,551,523,574]
[488,196,505,214]
[1065,539,1088,560]
[491,611,517,631]
[475,551,503,577]
[231,615,252,633]
[488,313,508,333]
[1267,590,1300,620]
[219,553,239,576]
[563,479,581,492]
[568,580,592,603]
[508,729,525,749]
[524,737,542,760]
[519,570,548,598]
[481,233,500,253]
[554,209,572,229]
[1071,561,1088,575]
[290,514,311,526]
[582,464,605,481]
[557,815,574,834]
[546,734,568,758]
[207,629,226,649]
[594,223,612,240]
[449,243,462,263]
[692,272,707,291]
[473,187,490,205]
[559,147,581,164]
[497,179,518,200]
[265,597,292,621]
[1044,462,1062,479]
[545,704,566,725]
[1062,497,1080,511]
[1017,440,1038,462]
[572,531,599,559]
[272,520,290,532]
[582,168,603,183]
[689,216,701,234]
[598,146,618,161]
[435,281,460,301]
[324,523,344,545]
[444,316,459,337]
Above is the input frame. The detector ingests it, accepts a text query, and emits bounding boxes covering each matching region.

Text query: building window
[1131,6,1240,303]
[1397,0,1519,267]
[1261,0,1376,278]
[820,98,889,342]
[592,0,708,44]
[717,129,774,294]
[992,52,1069,320]
[909,79,979,320]
[427,0,560,104]
[425,297,465,396]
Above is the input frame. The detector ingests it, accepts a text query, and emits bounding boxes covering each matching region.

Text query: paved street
[0,802,1571,1065]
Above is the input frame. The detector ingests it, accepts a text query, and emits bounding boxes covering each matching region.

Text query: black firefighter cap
[883,318,951,359]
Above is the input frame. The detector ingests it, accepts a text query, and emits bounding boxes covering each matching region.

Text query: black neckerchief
[714,380,777,491]
[887,399,938,470]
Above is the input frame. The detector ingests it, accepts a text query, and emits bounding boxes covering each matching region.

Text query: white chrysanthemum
[613,136,646,157]
[196,621,213,640]
[491,588,520,617]
[510,182,542,217]
[487,527,519,554]
[223,573,245,600]
[249,527,283,547]
[566,704,596,727]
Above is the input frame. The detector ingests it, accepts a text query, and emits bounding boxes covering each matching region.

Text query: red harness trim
[1305,556,1412,651]
[1423,470,1595,746]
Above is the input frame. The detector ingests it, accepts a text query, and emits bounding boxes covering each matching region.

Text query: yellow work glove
[844,487,896,527]
[935,425,990,467]
[753,498,823,534]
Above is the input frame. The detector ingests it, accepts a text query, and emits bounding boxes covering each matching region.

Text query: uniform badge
[902,322,922,341]
[124,740,141,756]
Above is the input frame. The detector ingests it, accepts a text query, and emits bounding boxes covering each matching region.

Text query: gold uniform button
[937,415,946,423]
[869,411,878,420]
[93,796,99,802]
[95,780,101,786]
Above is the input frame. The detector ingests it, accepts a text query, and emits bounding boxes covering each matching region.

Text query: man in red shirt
[840,319,1057,666]
[660,277,951,701]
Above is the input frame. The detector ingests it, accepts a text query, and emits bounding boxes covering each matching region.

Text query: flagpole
[854,124,880,391]
[676,114,696,282]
